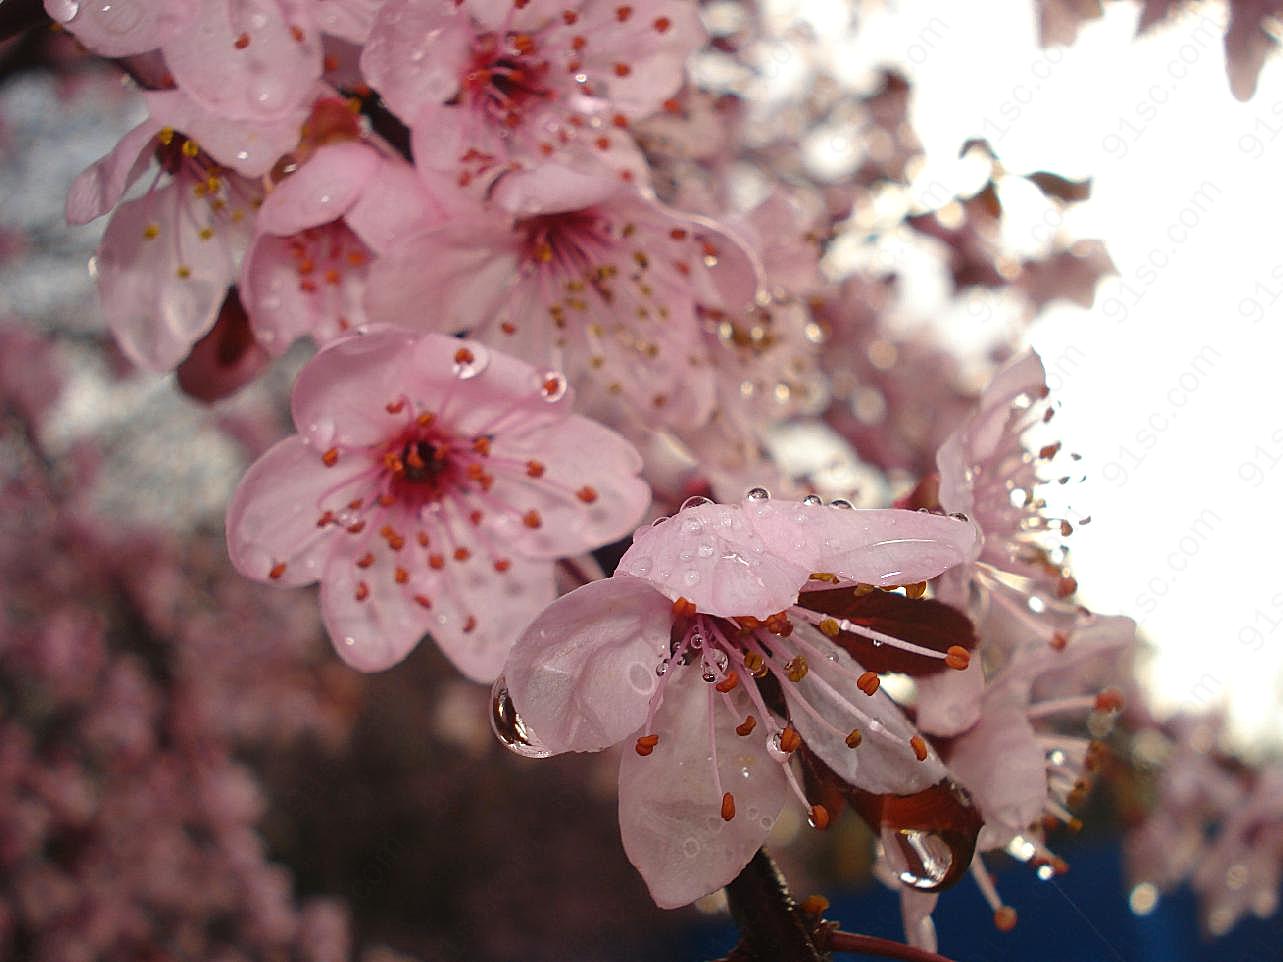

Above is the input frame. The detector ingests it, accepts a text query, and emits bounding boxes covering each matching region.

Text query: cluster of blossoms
[4,0,1275,958]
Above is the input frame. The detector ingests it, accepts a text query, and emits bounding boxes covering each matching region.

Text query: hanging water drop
[655,658,669,677]
[489,676,551,758]
[881,826,956,890]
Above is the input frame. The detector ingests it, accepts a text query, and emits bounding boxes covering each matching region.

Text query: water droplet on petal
[802,494,823,506]
[766,730,789,762]
[680,495,712,511]
[745,486,771,501]
[682,837,700,858]
[451,342,491,379]
[881,827,956,890]
[490,676,551,758]
[655,658,669,677]
[829,498,854,509]
[47,0,80,21]
[684,569,701,586]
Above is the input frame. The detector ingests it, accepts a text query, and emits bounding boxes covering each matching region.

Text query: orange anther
[522,509,542,529]
[386,399,405,413]
[945,646,971,671]
[234,32,250,49]
[321,447,340,466]
[493,558,511,572]
[635,733,659,756]
[453,547,471,562]
[394,566,409,584]
[800,895,829,915]
[905,581,927,599]
[714,670,739,693]
[720,791,736,821]
[613,62,631,77]
[472,435,491,455]
[857,671,880,696]
[572,35,587,50]
[735,715,757,737]
[809,804,830,830]
[463,615,477,632]
[413,594,432,609]
[526,459,545,478]
[562,10,578,24]
[454,346,475,365]
[1050,631,1069,651]
[993,907,1018,932]
[616,5,632,20]
[268,562,286,580]
[576,485,598,503]
[416,412,435,426]
[356,552,374,568]
[672,597,697,618]
[428,554,445,570]
[1095,688,1125,712]
[654,16,671,31]
[779,726,801,753]
[910,735,929,762]
[845,729,862,748]
[354,581,370,602]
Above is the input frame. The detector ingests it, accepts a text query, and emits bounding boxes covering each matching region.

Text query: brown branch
[721,849,828,962]
[822,930,958,962]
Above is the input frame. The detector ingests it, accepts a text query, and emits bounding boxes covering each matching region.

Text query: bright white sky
[788,0,1283,751]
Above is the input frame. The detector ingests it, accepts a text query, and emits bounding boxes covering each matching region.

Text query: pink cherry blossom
[361,0,704,185]
[240,142,384,354]
[502,496,977,907]
[226,327,651,679]
[84,123,260,372]
[366,164,758,432]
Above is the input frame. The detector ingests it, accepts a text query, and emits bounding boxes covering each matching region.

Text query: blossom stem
[821,931,958,962]
[722,849,826,962]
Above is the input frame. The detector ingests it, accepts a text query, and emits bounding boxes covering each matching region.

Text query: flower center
[462,32,553,128]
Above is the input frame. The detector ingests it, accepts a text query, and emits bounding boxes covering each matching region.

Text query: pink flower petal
[616,502,812,617]
[95,184,238,371]
[363,223,522,335]
[289,326,420,450]
[48,0,196,57]
[65,118,161,226]
[491,165,623,218]
[937,351,1046,515]
[163,0,322,122]
[240,226,369,355]
[744,501,979,586]
[783,638,946,797]
[487,414,649,558]
[313,0,382,43]
[144,88,309,179]
[573,0,706,118]
[618,666,788,908]
[344,156,451,255]
[226,435,360,587]
[321,541,553,679]
[359,0,472,119]
[944,696,1045,849]
[256,142,381,237]
[504,577,673,753]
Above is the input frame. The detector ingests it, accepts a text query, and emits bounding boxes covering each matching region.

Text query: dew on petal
[490,675,552,758]
[745,486,771,501]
